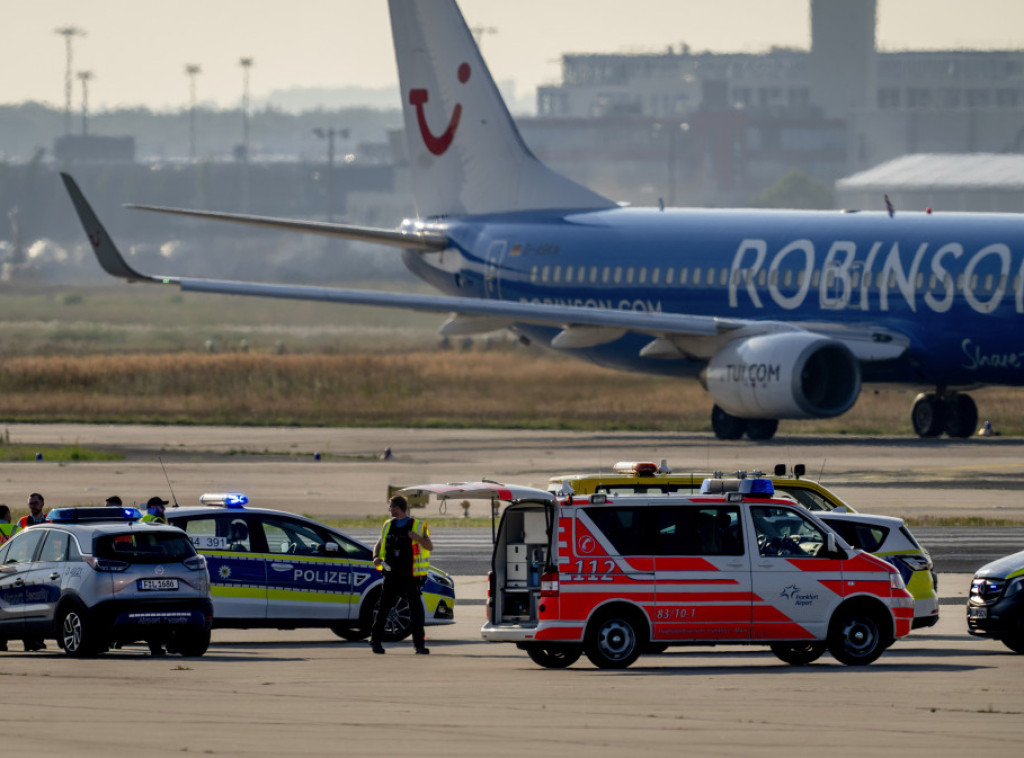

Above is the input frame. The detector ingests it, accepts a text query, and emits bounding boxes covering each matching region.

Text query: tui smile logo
[409,62,470,156]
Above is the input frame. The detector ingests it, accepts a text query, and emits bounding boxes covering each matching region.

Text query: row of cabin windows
[527,264,1016,293]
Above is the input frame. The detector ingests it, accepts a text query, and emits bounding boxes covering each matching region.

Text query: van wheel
[585,612,642,669]
[59,604,100,658]
[770,641,826,666]
[525,644,582,669]
[827,607,887,665]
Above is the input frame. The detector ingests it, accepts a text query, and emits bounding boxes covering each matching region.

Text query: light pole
[239,57,253,161]
[55,26,86,135]
[77,70,93,135]
[313,127,348,222]
[240,57,254,211]
[185,64,202,162]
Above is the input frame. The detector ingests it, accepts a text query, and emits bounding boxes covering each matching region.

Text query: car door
[747,504,842,641]
[171,514,268,621]
[253,514,356,621]
[0,530,47,637]
[21,530,73,635]
[653,504,751,641]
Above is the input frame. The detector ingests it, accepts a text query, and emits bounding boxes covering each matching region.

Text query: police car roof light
[611,461,659,476]
[48,507,143,523]
[738,478,775,497]
[198,492,249,508]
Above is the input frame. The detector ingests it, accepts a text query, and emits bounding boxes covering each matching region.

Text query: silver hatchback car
[0,507,213,656]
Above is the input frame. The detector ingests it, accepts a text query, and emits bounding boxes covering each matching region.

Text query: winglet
[60,173,169,284]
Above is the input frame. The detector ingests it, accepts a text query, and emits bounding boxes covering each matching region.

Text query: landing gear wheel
[524,644,582,669]
[745,418,779,441]
[711,405,747,441]
[585,613,642,669]
[911,393,945,437]
[944,394,978,438]
[59,605,100,658]
[770,641,826,665]
[827,607,888,666]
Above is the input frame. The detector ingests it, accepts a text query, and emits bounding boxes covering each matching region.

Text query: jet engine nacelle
[703,333,861,419]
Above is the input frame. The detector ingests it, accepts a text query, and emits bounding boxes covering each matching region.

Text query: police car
[0,507,213,657]
[550,462,939,629]
[400,479,914,669]
[967,549,1024,653]
[165,494,455,641]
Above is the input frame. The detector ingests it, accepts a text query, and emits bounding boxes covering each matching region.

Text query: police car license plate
[138,579,179,591]
[968,606,987,619]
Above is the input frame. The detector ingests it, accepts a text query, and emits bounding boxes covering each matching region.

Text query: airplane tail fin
[389,0,615,217]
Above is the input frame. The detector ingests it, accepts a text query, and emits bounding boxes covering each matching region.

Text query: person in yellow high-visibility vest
[370,495,433,655]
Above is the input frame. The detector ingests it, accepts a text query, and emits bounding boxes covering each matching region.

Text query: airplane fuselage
[407,206,1024,388]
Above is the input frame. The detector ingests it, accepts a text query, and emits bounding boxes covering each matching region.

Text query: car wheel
[59,604,100,658]
[770,641,827,666]
[584,611,643,669]
[331,624,370,641]
[524,644,582,669]
[827,606,888,666]
[380,594,413,642]
[1000,628,1024,654]
[171,629,211,657]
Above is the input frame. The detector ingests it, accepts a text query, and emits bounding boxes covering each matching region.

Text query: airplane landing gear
[911,391,977,438]
[711,406,779,441]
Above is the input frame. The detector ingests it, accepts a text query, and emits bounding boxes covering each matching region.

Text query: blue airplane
[62,0,1024,441]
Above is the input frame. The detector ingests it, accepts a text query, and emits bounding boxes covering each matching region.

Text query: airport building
[528,0,1024,206]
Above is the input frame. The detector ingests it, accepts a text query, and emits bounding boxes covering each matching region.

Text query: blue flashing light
[199,492,249,508]
[738,478,775,497]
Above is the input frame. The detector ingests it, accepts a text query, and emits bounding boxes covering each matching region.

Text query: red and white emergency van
[401,478,915,669]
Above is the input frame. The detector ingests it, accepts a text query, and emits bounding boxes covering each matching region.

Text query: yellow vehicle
[549,462,939,629]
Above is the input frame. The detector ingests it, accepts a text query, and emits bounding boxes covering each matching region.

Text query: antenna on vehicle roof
[158,456,179,508]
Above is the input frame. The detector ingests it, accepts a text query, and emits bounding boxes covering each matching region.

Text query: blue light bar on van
[738,478,775,497]
[48,507,143,523]
[198,492,249,508]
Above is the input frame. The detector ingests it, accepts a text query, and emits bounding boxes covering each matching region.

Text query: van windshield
[94,531,197,564]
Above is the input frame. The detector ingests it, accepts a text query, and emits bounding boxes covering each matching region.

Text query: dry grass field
[0,285,1021,435]
[0,349,1021,435]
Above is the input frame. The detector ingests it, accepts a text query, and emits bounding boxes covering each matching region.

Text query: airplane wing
[61,173,908,362]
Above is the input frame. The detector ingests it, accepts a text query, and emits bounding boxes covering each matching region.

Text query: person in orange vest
[370,495,433,655]
[13,492,47,535]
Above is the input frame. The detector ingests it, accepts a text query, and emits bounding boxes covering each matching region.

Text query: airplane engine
[702,333,861,419]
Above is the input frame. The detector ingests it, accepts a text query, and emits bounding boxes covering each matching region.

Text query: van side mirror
[827,532,836,554]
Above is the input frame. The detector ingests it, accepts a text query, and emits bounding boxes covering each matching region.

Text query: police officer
[370,495,433,655]
[142,496,168,523]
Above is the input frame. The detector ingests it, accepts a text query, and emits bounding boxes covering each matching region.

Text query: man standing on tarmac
[370,495,433,655]
[141,496,168,523]
[13,492,47,534]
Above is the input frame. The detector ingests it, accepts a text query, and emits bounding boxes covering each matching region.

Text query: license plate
[968,606,987,619]
[138,578,179,591]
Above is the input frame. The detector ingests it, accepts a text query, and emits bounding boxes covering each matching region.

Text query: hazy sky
[7,0,1024,112]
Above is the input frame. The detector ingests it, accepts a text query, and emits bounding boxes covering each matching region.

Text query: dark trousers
[370,572,425,647]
